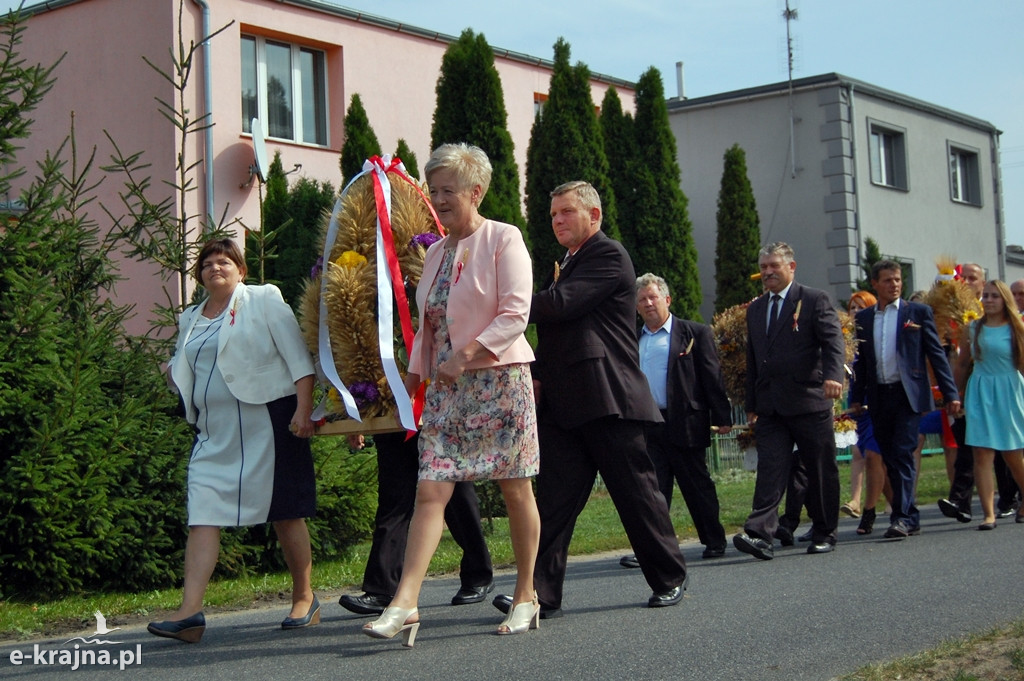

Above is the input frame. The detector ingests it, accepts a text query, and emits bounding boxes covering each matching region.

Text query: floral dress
[418,248,540,481]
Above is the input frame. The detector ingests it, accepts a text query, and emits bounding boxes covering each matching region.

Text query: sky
[5,0,1023,245]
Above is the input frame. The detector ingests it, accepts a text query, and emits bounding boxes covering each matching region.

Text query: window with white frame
[241,35,327,146]
[867,120,908,190]
[948,143,981,206]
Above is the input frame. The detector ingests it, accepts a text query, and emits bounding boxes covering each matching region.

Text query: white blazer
[169,283,315,424]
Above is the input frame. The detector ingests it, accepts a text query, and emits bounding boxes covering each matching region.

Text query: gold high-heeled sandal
[497,596,540,635]
[362,606,420,647]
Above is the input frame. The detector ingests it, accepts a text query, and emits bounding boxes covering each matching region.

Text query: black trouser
[361,432,492,596]
[646,420,727,551]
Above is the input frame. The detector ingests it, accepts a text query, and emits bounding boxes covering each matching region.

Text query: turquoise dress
[964,322,1024,450]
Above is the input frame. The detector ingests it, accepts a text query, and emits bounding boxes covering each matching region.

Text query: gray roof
[667,72,999,135]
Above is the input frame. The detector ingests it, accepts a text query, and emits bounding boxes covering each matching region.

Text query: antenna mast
[783,0,799,178]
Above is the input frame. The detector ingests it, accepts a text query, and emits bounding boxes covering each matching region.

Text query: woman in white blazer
[148,239,319,643]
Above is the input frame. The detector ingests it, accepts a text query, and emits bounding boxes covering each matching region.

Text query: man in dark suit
[850,260,960,538]
[620,273,732,567]
[338,432,493,614]
[495,181,688,618]
[733,242,845,560]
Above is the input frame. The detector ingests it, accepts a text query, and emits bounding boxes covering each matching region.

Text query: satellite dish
[251,117,269,183]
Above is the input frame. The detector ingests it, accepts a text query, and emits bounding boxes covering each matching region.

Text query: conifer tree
[713,143,762,312]
[431,29,524,231]
[600,86,638,257]
[247,150,287,284]
[339,94,381,187]
[525,38,619,285]
[0,14,191,596]
[394,138,419,179]
[275,176,335,307]
[630,67,701,319]
[856,237,883,292]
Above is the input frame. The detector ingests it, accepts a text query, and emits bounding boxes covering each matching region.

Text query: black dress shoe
[147,612,205,643]
[492,594,562,619]
[451,582,494,605]
[797,529,813,543]
[939,498,972,523]
[619,554,641,568]
[883,520,920,539]
[995,508,1015,519]
[701,546,726,559]
[773,526,794,547]
[733,532,774,560]
[339,592,391,615]
[648,585,683,608]
[806,542,834,554]
[937,498,959,519]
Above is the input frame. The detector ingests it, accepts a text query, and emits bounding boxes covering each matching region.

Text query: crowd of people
[147,143,1023,647]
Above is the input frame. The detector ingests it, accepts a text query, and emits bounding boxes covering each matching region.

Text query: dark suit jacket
[647,316,733,449]
[531,231,661,430]
[849,301,958,413]
[745,282,845,417]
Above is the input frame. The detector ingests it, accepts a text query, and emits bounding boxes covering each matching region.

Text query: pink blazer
[409,219,534,378]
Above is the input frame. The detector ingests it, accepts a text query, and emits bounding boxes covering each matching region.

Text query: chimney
[675,61,686,100]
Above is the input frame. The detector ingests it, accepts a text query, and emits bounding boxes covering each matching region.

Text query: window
[533,92,548,119]
[867,120,908,190]
[240,35,328,146]
[948,143,981,206]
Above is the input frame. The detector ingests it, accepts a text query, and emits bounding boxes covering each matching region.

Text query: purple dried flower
[310,256,324,280]
[410,232,440,250]
[349,381,380,408]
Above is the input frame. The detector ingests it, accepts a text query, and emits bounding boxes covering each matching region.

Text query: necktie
[768,294,781,334]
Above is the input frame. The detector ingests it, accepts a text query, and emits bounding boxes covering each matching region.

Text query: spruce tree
[339,93,381,187]
[631,67,701,319]
[430,29,524,231]
[525,38,619,285]
[714,143,762,312]
[0,15,192,596]
[394,138,420,179]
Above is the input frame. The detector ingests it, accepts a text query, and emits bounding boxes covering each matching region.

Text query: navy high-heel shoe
[281,595,321,629]
[147,612,206,643]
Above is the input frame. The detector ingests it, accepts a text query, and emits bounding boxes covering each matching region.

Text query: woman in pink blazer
[362,144,541,646]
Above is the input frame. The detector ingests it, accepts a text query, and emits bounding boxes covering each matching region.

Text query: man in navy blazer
[733,242,846,560]
[850,260,960,538]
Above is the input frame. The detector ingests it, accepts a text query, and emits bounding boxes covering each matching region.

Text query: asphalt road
[3,506,1022,681]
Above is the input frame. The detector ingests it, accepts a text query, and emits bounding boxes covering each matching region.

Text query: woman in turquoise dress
[956,279,1024,529]
[362,144,541,646]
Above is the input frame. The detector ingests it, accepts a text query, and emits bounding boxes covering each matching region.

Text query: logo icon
[64,611,122,645]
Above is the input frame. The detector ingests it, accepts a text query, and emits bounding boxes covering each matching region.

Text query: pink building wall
[11,0,634,333]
